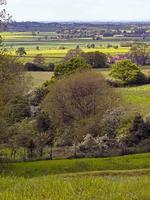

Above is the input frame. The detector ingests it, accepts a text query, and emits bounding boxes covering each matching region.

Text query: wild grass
[27,72,53,88]
[0,175,150,200]
[0,153,150,199]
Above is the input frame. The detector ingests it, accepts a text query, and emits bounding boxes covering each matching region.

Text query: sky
[6,0,150,22]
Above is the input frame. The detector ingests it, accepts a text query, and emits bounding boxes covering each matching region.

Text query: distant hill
[5,21,150,32]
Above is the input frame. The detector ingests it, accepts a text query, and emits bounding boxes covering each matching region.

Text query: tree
[47,63,55,71]
[33,54,45,66]
[13,119,36,160]
[36,46,40,50]
[64,48,84,61]
[129,43,150,66]
[54,57,91,78]
[124,114,150,147]
[32,31,36,37]
[110,59,146,85]
[43,71,119,157]
[0,0,11,29]
[83,51,108,68]
[0,54,30,141]
[36,112,55,159]
[91,44,95,48]
[16,47,27,57]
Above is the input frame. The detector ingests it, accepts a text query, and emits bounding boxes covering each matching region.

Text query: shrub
[54,57,91,78]
[123,114,150,147]
[25,63,46,71]
[33,54,45,66]
[47,63,55,72]
[64,48,84,61]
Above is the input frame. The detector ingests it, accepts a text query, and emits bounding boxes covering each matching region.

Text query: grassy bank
[2,153,150,177]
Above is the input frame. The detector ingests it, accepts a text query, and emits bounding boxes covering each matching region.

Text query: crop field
[0,153,150,200]
[10,47,129,64]
[1,32,131,63]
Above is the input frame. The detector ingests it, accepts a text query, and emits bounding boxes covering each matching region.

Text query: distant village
[7,21,150,40]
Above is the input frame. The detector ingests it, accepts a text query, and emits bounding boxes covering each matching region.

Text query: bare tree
[0,0,12,29]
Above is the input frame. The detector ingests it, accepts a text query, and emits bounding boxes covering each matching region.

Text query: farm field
[1,32,132,63]
[0,153,150,200]
[11,47,129,64]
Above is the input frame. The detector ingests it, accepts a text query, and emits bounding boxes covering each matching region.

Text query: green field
[1,175,150,200]
[2,153,150,177]
[1,153,150,200]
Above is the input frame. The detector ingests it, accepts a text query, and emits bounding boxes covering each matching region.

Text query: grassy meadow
[0,153,150,200]
[0,175,150,200]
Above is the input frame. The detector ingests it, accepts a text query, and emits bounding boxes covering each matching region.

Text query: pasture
[0,153,150,200]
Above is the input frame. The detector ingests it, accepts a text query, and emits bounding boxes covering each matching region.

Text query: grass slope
[3,153,150,177]
[1,153,150,200]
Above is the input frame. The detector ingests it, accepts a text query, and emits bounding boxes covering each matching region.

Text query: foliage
[64,48,84,61]
[129,43,150,65]
[16,47,27,57]
[25,62,47,71]
[0,54,30,140]
[54,57,91,78]
[110,59,146,85]
[30,86,49,106]
[33,54,45,66]
[9,119,36,160]
[43,71,119,148]
[47,63,55,71]
[83,51,108,68]
[35,112,56,159]
[123,114,150,147]
[100,108,124,138]
[0,0,11,30]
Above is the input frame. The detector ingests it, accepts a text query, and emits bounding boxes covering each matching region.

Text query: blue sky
[7,0,150,22]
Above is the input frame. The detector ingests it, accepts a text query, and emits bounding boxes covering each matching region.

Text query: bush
[54,57,91,78]
[83,51,108,68]
[110,59,147,85]
[25,63,53,72]
[47,63,55,72]
[64,48,84,61]
[123,114,150,147]
[25,63,46,71]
